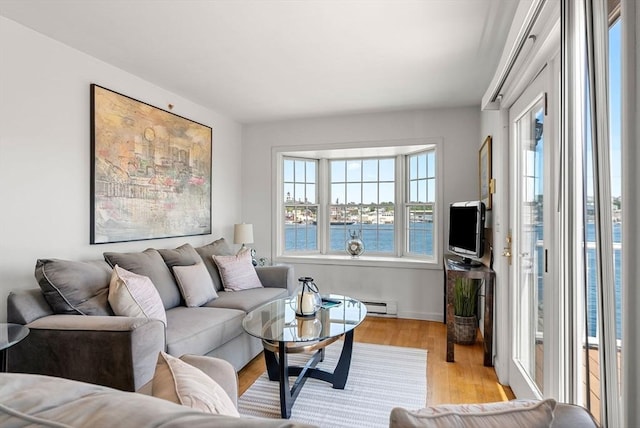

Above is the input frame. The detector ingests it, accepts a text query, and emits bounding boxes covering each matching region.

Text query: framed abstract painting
[90,84,212,244]
[479,135,492,210]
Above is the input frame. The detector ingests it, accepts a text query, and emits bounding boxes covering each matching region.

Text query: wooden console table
[443,255,495,367]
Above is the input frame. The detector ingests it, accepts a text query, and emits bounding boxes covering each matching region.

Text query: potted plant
[453,277,480,344]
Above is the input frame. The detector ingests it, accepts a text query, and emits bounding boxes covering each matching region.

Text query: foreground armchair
[390,399,599,428]
[0,353,315,427]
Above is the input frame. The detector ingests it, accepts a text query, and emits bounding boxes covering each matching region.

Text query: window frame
[272,139,443,269]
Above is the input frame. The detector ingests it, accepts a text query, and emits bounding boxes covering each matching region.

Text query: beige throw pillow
[108,265,167,325]
[173,263,218,307]
[213,250,263,292]
[152,351,239,417]
[389,399,557,428]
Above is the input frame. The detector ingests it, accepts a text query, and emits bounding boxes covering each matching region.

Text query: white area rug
[238,342,427,427]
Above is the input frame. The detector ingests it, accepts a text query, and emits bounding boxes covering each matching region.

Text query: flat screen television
[448,201,486,266]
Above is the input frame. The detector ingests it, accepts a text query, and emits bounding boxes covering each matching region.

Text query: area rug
[238,342,427,427]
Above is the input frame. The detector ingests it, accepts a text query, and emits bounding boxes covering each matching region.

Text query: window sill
[274,254,441,270]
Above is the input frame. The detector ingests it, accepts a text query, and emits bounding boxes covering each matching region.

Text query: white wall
[0,17,243,322]
[481,109,509,383]
[243,108,480,320]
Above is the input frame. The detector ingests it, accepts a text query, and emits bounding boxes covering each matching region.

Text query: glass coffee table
[242,294,367,418]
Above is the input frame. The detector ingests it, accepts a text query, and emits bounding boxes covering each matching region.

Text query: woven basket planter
[454,315,478,345]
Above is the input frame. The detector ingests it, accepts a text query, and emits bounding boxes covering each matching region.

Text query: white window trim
[271,138,443,269]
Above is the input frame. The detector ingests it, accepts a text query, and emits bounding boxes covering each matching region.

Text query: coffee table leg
[331,330,354,389]
[278,341,293,419]
[264,347,280,381]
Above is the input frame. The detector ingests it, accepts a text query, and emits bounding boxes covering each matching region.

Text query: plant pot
[454,315,478,345]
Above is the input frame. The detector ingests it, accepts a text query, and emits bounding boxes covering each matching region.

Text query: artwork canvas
[479,135,492,210]
[90,84,212,244]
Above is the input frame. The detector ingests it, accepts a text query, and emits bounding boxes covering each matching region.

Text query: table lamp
[234,222,254,253]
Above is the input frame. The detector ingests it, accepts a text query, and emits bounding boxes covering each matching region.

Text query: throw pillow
[35,258,114,316]
[213,250,263,292]
[108,265,167,325]
[194,238,235,291]
[152,351,239,417]
[157,243,203,271]
[173,263,218,307]
[104,248,180,309]
[389,399,557,428]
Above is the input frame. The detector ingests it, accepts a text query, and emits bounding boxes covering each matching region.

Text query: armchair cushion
[35,258,113,316]
[152,352,239,417]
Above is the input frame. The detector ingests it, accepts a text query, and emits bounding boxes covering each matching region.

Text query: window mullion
[318,158,329,254]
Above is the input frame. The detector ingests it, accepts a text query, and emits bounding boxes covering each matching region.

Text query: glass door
[508,68,553,398]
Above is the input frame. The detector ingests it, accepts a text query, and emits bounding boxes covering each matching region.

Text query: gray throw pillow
[158,243,203,270]
[194,238,235,291]
[35,258,114,316]
[103,248,180,310]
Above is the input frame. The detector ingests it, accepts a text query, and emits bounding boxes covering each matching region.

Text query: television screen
[448,201,485,263]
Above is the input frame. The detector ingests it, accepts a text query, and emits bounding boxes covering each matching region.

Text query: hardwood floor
[238,316,515,405]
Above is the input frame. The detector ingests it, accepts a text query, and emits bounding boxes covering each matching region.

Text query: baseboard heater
[359,299,398,317]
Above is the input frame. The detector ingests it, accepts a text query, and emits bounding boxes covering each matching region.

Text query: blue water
[286,222,621,340]
[285,223,433,254]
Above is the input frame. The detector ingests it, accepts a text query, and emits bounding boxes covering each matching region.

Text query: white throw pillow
[152,351,239,417]
[172,263,218,307]
[108,265,167,325]
[213,250,263,292]
[389,399,557,428]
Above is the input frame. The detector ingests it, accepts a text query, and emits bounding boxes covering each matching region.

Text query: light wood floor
[238,317,515,405]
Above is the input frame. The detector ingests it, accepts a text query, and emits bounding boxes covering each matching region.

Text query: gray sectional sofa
[6,238,295,391]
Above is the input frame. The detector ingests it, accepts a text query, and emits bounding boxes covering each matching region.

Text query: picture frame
[90,84,212,244]
[479,135,492,210]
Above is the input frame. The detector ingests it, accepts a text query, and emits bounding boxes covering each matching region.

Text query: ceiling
[0,0,519,124]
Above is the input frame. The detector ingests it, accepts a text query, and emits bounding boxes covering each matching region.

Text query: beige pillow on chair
[151,351,239,417]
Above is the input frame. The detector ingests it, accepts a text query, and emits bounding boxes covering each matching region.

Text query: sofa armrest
[8,314,165,392]
[255,264,295,295]
[7,289,54,325]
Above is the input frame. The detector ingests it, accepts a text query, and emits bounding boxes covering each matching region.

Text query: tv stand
[443,255,495,367]
[448,256,482,268]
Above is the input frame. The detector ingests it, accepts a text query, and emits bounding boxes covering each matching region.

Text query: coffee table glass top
[243,294,367,343]
[0,323,29,351]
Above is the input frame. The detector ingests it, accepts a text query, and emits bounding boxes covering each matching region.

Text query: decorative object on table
[257,257,270,267]
[233,223,257,266]
[345,229,365,258]
[90,84,212,244]
[479,135,493,210]
[294,277,322,318]
[295,317,322,340]
[453,277,480,344]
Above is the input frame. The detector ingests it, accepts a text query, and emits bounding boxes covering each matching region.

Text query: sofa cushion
[158,243,203,271]
[213,250,263,292]
[152,352,239,417]
[194,238,235,291]
[173,263,218,307]
[204,287,288,312]
[389,399,557,428]
[35,258,114,316]
[165,307,245,357]
[108,266,167,325]
[104,248,181,309]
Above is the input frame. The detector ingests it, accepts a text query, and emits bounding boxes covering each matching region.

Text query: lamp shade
[234,223,254,245]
